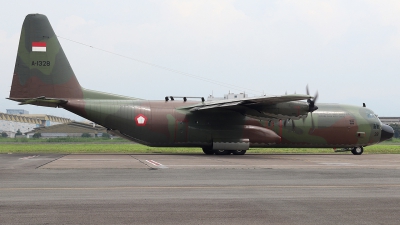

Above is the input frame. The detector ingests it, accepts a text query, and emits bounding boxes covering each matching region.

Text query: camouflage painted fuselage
[64,99,382,148]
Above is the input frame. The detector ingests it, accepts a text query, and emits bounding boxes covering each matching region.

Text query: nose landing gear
[351,146,364,155]
[333,146,364,155]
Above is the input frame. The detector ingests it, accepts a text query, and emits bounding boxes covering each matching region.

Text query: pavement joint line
[36,154,69,169]
[2,184,400,191]
[59,159,136,161]
[129,155,152,169]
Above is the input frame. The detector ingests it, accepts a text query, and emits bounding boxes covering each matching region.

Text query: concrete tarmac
[1,153,400,224]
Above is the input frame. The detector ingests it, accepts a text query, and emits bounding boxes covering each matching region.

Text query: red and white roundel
[135,114,147,126]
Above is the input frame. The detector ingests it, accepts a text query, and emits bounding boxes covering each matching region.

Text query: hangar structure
[379,117,400,125]
[0,110,71,137]
[25,121,107,138]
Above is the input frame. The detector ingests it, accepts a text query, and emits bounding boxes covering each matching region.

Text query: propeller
[306,85,318,113]
[305,85,319,131]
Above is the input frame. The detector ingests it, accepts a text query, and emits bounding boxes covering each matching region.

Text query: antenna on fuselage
[165,96,205,102]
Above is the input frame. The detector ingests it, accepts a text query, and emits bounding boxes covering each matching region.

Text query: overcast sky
[1,0,399,120]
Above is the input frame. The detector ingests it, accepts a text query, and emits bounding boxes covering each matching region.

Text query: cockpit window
[367,113,376,118]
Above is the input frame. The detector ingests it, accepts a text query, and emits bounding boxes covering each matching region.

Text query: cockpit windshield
[366,113,376,118]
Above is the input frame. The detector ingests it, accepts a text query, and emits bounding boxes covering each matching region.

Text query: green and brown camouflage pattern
[8,14,394,153]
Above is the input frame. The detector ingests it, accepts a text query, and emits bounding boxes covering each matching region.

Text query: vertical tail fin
[9,14,83,102]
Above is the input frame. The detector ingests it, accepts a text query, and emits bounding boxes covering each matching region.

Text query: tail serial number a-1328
[8,14,394,155]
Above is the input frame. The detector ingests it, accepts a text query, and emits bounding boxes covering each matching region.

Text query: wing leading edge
[179,94,312,120]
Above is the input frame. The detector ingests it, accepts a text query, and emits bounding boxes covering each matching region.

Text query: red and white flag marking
[32,42,46,52]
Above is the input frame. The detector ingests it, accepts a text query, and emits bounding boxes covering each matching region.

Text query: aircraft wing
[179,94,312,120]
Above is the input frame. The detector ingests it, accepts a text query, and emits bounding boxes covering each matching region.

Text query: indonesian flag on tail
[32,42,46,52]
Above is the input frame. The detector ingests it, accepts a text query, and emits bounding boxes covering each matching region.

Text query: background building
[25,121,107,138]
[0,109,71,138]
[6,109,29,115]
[207,92,248,101]
[20,114,71,127]
[379,117,400,125]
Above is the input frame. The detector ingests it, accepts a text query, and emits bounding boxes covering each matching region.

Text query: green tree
[101,133,111,138]
[16,129,22,135]
[33,133,42,138]
[1,132,8,138]
[81,133,91,138]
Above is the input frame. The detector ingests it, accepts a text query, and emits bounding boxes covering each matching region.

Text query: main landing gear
[202,147,247,155]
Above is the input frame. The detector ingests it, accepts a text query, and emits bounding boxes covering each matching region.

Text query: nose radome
[380,124,394,142]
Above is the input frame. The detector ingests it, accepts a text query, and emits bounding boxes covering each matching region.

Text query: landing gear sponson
[205,146,365,155]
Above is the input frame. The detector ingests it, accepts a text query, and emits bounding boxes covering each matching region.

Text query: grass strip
[1,143,400,154]
[0,137,128,143]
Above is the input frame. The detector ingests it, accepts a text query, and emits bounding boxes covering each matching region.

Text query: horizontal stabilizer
[8,97,68,108]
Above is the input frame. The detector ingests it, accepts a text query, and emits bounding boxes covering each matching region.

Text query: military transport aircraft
[8,14,394,155]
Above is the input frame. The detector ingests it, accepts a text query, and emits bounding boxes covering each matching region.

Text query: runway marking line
[19,155,40,160]
[145,160,168,168]
[2,184,400,191]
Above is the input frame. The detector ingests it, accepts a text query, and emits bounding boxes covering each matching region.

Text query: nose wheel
[351,146,364,155]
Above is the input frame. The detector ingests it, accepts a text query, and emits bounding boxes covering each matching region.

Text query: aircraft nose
[380,124,394,142]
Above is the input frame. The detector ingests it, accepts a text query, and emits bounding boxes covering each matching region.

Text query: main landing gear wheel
[351,146,364,155]
[232,150,247,155]
[202,147,214,155]
[214,150,231,155]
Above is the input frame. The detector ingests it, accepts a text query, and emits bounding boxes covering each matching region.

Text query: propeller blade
[314,91,319,103]
[292,120,295,130]
[284,119,287,127]
[306,85,319,113]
